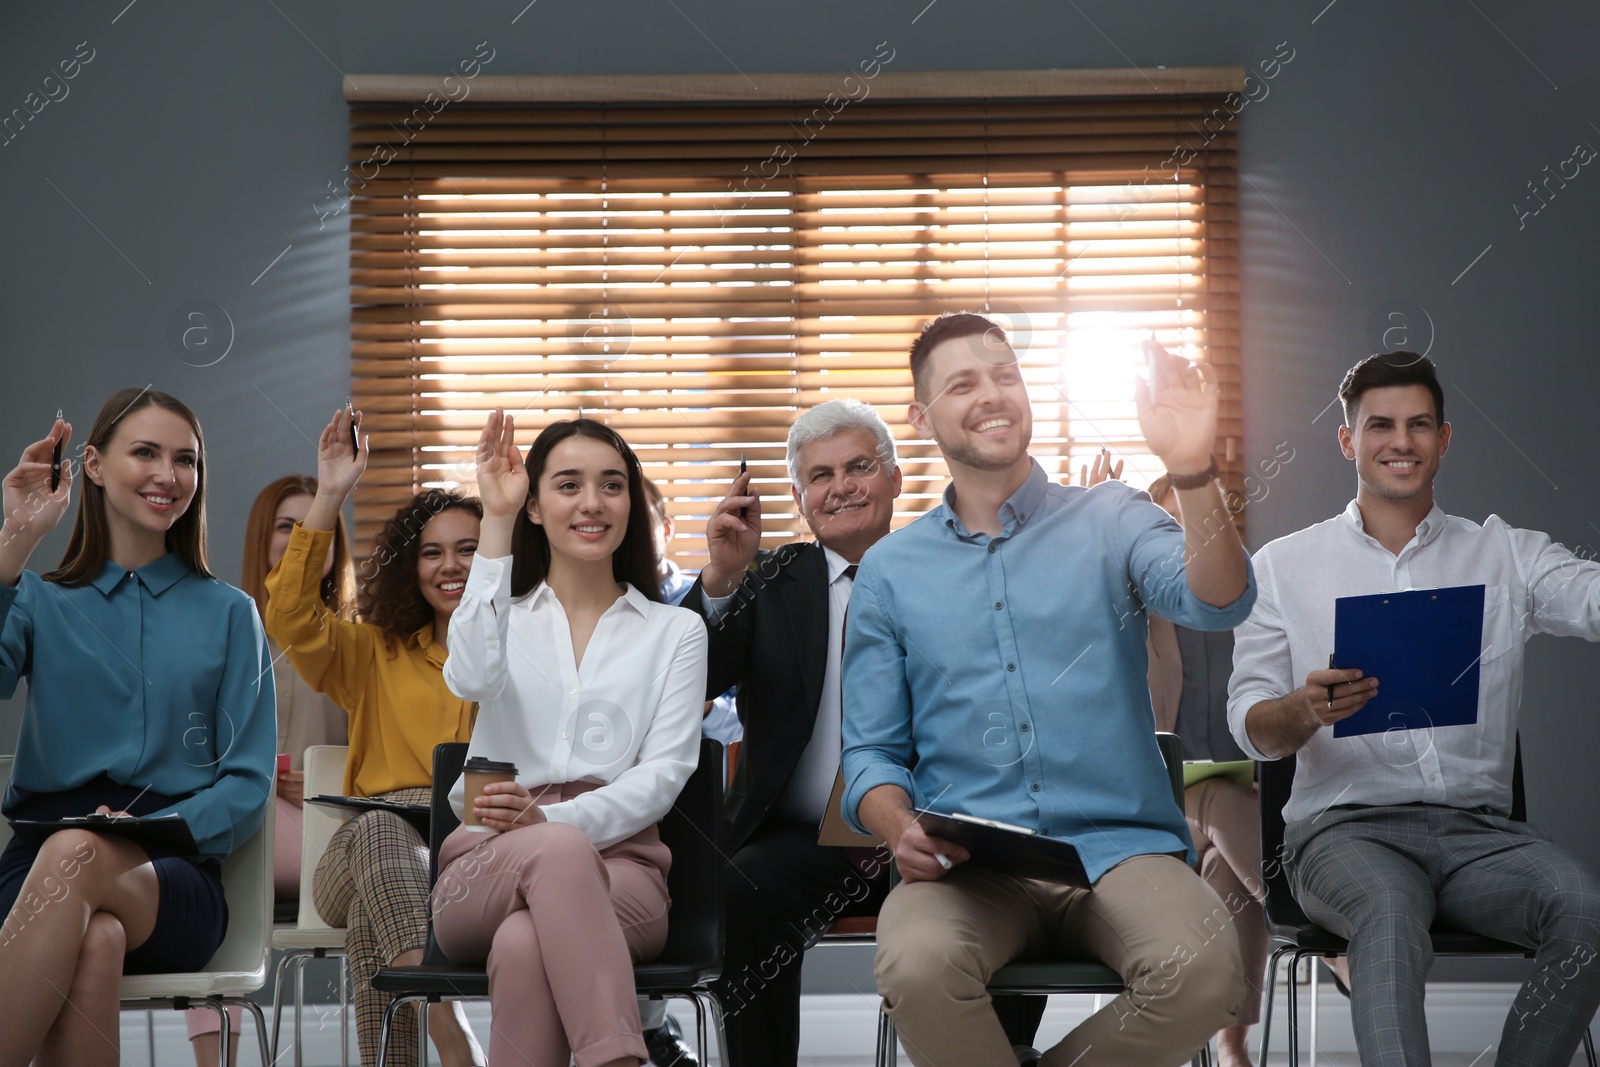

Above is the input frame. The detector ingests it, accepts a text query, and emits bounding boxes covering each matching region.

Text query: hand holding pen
[0,413,74,584]
[302,406,368,534]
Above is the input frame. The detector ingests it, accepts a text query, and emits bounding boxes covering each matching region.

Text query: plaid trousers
[313,787,433,1067]
[1287,804,1600,1066]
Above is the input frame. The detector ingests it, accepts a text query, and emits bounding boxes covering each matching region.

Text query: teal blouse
[0,555,276,861]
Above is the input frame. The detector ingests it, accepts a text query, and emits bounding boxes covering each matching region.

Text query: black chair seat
[988,960,1123,992]
[1270,920,1535,959]
[370,966,488,998]
[632,961,721,988]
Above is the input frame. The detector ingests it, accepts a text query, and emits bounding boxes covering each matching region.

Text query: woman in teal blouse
[0,389,276,1067]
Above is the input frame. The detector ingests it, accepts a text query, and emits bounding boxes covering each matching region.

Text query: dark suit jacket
[680,541,829,853]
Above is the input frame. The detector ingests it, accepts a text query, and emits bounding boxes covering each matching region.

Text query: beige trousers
[875,853,1245,1067]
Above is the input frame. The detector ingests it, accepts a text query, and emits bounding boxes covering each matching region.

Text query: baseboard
[115,983,1542,1064]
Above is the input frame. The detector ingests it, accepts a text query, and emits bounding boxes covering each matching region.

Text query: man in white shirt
[1228,351,1600,1065]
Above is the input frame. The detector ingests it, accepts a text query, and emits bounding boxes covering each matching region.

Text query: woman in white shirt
[435,411,707,1067]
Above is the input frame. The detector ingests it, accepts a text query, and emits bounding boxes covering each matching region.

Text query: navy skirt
[0,776,228,974]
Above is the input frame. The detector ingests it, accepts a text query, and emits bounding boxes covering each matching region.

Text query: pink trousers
[432,782,671,1067]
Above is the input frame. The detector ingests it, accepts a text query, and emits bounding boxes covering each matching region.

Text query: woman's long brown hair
[241,475,356,620]
[44,387,213,586]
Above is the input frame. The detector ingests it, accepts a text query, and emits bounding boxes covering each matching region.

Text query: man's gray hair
[786,399,898,488]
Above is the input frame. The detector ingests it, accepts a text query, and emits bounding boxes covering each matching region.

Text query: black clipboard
[913,809,1090,888]
[8,813,199,856]
[308,794,432,834]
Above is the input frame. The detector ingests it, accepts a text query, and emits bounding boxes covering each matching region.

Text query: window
[347,73,1241,567]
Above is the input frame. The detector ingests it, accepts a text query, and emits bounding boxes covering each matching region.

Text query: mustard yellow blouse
[264,524,474,797]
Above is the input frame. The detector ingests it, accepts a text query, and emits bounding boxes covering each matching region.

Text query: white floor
[115,985,1599,1066]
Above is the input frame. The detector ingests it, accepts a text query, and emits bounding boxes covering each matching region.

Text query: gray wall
[3,0,1597,907]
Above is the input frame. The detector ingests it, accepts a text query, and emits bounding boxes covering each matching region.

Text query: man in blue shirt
[842,313,1257,1067]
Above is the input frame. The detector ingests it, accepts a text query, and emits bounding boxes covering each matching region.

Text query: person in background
[1229,352,1600,1065]
[434,412,706,1067]
[265,408,483,1067]
[1146,472,1264,1067]
[185,475,356,1067]
[0,391,275,1067]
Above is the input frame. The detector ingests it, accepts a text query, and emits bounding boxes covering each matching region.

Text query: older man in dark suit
[682,398,1044,1067]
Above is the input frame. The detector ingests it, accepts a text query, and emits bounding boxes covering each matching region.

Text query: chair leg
[1258,944,1291,1067]
[1583,1023,1597,1067]
[1308,957,1319,1063]
[876,1005,899,1067]
[339,954,350,1067]
[238,998,272,1067]
[705,990,728,1067]
[270,950,295,1065]
[375,994,414,1067]
[294,954,308,1067]
[418,996,431,1067]
[1285,951,1302,1067]
[146,1008,157,1067]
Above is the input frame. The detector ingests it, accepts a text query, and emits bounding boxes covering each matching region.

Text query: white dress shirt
[1228,500,1600,825]
[443,555,708,850]
[703,544,855,824]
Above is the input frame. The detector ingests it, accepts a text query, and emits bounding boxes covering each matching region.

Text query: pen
[50,409,63,492]
[1326,653,1337,709]
[739,453,748,520]
[347,397,360,459]
[935,853,953,871]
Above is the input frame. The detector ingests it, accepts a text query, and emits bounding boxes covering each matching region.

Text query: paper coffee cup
[461,757,519,829]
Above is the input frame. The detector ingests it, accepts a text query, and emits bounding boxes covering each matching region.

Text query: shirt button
[569,688,578,695]
[1007,663,1016,671]
[1030,783,1041,792]
[994,601,1003,611]
[987,544,996,554]
[1429,773,1437,781]
[1019,723,1030,732]
[562,732,570,739]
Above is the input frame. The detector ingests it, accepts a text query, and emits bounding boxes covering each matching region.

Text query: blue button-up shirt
[841,461,1256,883]
[0,556,276,860]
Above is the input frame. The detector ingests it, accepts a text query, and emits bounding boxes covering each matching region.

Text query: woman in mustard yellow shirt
[264,409,482,1067]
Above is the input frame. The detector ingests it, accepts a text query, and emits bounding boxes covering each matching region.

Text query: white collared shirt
[443,555,708,849]
[1228,500,1600,825]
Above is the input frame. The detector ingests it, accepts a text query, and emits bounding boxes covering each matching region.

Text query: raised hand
[1,416,74,584]
[315,406,368,504]
[474,409,529,522]
[699,466,762,598]
[1076,447,1124,488]
[1134,339,1217,475]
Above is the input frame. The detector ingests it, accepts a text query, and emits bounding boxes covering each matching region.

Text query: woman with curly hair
[264,409,482,1067]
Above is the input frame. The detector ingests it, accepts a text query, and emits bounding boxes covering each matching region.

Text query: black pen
[739,453,748,519]
[347,397,360,459]
[1326,653,1337,706]
[50,410,63,492]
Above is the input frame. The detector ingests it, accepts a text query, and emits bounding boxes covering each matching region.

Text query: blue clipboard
[1331,584,1485,738]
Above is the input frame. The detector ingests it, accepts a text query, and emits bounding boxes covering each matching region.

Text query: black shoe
[644,1015,700,1067]
[1012,1046,1042,1066]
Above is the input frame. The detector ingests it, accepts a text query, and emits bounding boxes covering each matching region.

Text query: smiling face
[526,435,631,567]
[1339,383,1450,503]
[908,334,1034,476]
[269,493,334,578]
[790,427,902,561]
[83,406,200,546]
[416,507,480,619]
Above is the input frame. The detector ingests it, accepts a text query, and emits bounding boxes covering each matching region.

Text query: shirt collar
[941,458,1049,538]
[1340,499,1448,548]
[822,544,855,584]
[88,553,192,596]
[527,579,653,618]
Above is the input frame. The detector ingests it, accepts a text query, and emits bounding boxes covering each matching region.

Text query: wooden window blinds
[348,73,1242,568]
